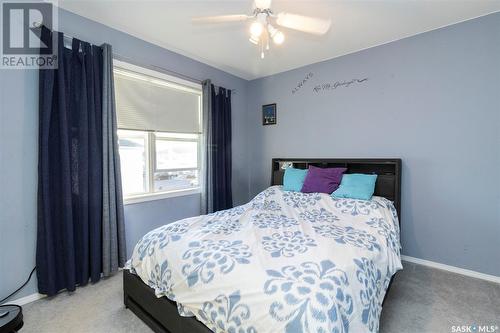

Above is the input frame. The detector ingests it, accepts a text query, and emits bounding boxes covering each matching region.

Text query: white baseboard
[4,269,125,306]
[2,293,45,306]
[401,255,500,284]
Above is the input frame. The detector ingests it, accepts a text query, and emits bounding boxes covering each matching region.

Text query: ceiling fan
[192,0,331,59]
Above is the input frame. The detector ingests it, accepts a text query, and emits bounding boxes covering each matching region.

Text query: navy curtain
[37,28,105,296]
[202,82,233,213]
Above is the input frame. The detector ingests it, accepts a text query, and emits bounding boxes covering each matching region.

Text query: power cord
[0,267,36,304]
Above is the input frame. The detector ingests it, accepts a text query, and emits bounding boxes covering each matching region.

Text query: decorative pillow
[283,167,308,192]
[332,174,378,200]
[300,165,347,194]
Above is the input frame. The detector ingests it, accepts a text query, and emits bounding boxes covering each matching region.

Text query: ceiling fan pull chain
[266,30,270,50]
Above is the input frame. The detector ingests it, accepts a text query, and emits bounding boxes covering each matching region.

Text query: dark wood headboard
[271,158,402,220]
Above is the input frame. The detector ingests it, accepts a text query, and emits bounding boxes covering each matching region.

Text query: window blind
[114,68,202,133]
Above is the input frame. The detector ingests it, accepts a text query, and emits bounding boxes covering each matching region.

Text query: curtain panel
[202,80,233,214]
[102,44,126,276]
[37,28,125,296]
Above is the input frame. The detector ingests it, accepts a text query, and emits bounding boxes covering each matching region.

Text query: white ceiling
[58,0,500,80]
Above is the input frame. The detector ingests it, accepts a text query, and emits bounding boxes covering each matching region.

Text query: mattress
[127,186,402,333]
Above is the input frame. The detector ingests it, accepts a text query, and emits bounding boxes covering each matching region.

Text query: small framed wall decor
[262,103,277,125]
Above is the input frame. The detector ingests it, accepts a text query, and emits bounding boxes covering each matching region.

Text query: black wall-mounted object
[262,103,277,125]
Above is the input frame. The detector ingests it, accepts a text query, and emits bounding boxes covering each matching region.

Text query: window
[114,61,202,203]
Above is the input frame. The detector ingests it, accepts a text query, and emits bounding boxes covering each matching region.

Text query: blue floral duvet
[128,186,402,333]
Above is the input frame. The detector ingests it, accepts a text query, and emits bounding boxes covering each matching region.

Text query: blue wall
[2,7,499,304]
[246,12,500,277]
[0,8,249,301]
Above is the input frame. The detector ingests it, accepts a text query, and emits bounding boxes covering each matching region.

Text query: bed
[124,158,402,333]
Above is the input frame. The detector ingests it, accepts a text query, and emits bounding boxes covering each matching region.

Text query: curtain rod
[36,23,236,94]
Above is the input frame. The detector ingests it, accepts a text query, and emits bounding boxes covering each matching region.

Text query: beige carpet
[21,261,500,333]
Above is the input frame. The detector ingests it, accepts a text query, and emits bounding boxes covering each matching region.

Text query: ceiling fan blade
[192,15,251,24]
[275,12,331,35]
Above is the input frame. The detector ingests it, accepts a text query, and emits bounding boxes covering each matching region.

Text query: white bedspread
[128,186,402,333]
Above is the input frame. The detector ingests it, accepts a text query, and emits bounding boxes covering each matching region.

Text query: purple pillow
[301,166,347,194]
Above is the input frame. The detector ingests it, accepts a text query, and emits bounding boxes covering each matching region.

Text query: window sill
[124,188,201,205]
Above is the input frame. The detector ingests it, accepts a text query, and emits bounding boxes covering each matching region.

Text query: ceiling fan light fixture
[250,21,264,37]
[273,31,285,45]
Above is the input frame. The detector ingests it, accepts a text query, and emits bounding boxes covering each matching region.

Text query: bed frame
[123,158,402,333]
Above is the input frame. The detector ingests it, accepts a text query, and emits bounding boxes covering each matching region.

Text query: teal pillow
[332,174,378,200]
[283,167,308,192]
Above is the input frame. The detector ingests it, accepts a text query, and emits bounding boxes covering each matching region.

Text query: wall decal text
[313,78,368,93]
[291,72,314,94]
